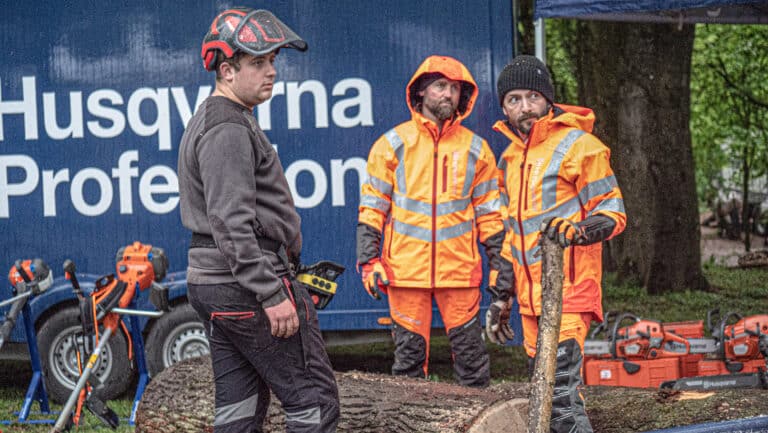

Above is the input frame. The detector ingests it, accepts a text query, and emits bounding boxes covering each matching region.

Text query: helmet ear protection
[201,8,307,72]
[201,40,237,71]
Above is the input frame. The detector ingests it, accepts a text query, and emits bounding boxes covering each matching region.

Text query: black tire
[37,305,134,404]
[145,303,209,377]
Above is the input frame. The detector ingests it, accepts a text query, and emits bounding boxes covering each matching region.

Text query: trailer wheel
[145,303,209,377]
[37,305,134,404]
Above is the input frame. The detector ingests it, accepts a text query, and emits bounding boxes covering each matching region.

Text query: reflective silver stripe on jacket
[366,173,393,197]
[214,393,258,426]
[360,194,391,213]
[475,197,501,217]
[510,243,542,266]
[498,158,510,208]
[394,193,471,217]
[461,134,483,196]
[578,175,617,206]
[508,174,618,236]
[589,197,625,215]
[473,178,497,198]
[540,129,585,210]
[508,197,581,236]
[393,219,474,242]
[285,406,321,425]
[386,132,484,243]
[385,129,407,194]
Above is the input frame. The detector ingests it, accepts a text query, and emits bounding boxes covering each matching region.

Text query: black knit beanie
[496,55,554,105]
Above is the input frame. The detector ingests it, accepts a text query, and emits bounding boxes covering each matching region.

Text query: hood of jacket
[494,103,596,149]
[406,55,478,129]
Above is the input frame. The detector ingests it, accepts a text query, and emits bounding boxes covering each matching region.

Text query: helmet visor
[233,10,308,57]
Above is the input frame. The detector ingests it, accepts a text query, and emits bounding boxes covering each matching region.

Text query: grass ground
[1,264,766,432]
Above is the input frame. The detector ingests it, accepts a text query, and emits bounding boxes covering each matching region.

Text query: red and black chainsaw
[660,309,768,391]
[583,312,709,388]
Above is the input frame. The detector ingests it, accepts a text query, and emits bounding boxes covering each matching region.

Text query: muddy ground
[585,386,768,432]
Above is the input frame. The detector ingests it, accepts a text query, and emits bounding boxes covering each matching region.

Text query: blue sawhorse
[1,300,56,426]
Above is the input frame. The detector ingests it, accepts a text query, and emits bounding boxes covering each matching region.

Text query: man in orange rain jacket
[493,55,626,433]
[357,55,515,387]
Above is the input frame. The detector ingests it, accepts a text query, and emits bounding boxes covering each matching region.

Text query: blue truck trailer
[0,0,522,402]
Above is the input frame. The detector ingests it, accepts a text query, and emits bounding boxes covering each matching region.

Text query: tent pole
[535,17,546,62]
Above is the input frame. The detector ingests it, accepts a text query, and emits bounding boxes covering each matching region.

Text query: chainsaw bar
[660,372,768,391]
[584,338,718,357]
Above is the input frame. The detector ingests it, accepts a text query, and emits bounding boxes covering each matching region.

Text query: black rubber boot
[549,338,593,433]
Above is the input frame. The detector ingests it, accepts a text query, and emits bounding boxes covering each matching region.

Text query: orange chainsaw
[660,309,768,391]
[584,312,695,360]
[583,312,707,388]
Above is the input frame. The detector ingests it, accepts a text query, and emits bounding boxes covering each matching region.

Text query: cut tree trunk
[134,355,768,433]
[135,355,531,433]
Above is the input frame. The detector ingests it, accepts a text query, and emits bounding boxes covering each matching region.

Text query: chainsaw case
[697,358,767,376]
[584,357,681,388]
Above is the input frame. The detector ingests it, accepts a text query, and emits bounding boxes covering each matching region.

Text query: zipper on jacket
[517,144,536,316]
[442,154,448,194]
[431,137,440,288]
[524,163,532,210]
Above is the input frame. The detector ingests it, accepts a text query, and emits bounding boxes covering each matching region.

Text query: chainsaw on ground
[584,312,700,360]
[583,312,708,388]
[660,309,768,391]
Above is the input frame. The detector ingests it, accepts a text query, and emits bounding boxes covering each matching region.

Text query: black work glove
[540,217,586,248]
[484,286,515,345]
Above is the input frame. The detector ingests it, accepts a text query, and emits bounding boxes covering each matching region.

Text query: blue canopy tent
[535,0,768,23]
[529,0,768,59]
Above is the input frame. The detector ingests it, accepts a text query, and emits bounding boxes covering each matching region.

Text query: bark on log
[135,355,531,433]
[528,237,564,433]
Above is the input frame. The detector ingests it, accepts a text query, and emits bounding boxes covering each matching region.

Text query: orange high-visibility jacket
[358,56,507,289]
[495,104,626,321]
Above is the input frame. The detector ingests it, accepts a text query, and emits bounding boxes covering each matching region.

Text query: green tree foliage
[691,25,768,224]
[545,19,579,105]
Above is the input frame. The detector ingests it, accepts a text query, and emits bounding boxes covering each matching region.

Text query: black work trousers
[188,280,339,433]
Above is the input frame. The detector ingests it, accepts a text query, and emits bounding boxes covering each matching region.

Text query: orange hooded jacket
[357,55,511,291]
[495,104,626,321]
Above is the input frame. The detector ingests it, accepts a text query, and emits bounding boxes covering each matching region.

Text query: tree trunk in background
[573,21,707,293]
[517,0,535,55]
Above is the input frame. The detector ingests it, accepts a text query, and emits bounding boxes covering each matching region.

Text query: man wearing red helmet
[178,8,338,433]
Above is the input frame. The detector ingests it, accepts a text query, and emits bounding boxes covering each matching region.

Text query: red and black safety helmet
[201,8,308,71]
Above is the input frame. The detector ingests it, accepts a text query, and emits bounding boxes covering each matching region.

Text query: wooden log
[135,355,531,433]
[738,249,768,268]
[528,236,564,433]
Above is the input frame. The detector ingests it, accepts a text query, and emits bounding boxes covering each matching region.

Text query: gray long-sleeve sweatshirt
[177,96,302,307]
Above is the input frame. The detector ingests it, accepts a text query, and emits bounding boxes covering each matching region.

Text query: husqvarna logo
[0,76,376,217]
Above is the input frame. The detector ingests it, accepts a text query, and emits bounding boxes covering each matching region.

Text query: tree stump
[135,356,531,433]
